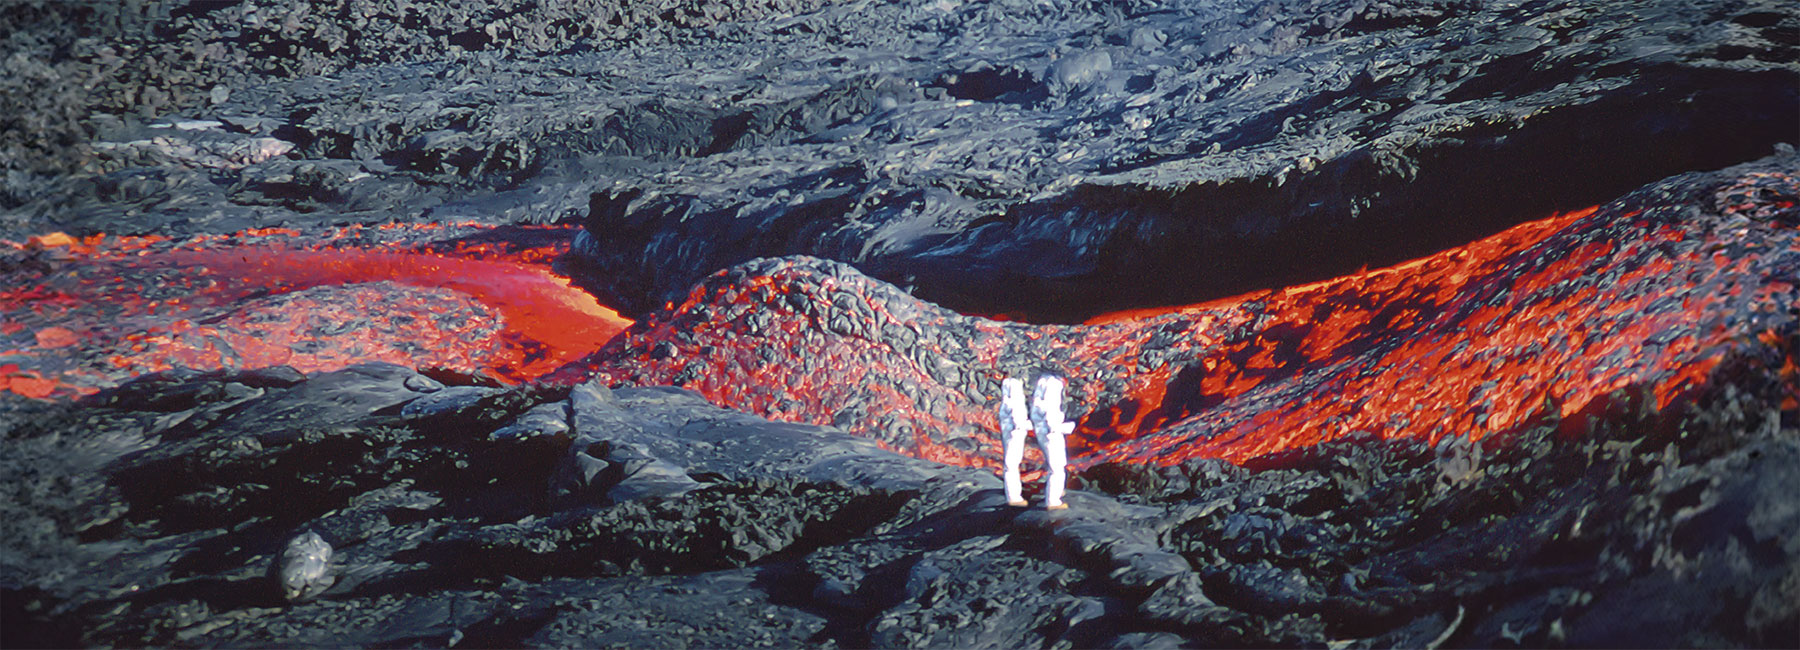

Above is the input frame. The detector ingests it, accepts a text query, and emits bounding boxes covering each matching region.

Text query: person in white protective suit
[999,372,1075,509]
[998,378,1034,506]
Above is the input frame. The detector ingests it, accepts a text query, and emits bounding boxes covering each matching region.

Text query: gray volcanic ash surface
[1,0,1798,647]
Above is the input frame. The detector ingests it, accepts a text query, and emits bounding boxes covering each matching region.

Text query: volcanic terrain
[2,0,1797,647]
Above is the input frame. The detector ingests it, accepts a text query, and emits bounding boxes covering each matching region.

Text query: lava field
[2,0,1798,647]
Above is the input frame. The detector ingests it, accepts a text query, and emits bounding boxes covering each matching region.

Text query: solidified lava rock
[5,0,1795,319]
[567,153,1800,470]
[559,0,1800,321]
[0,0,848,212]
[3,356,1797,646]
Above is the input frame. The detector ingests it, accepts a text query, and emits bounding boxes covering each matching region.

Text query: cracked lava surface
[6,166,1798,471]
[567,165,1800,468]
[0,223,631,398]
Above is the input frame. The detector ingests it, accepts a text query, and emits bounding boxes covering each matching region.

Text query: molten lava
[1,224,632,398]
[569,164,1800,468]
[7,165,1795,473]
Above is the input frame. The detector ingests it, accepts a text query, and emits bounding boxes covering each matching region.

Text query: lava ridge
[566,155,1800,468]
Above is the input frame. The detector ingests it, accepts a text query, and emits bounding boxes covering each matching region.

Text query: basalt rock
[559,0,1800,321]
[5,0,1795,321]
[0,0,850,213]
[3,355,1797,646]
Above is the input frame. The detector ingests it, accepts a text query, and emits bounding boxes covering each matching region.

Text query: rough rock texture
[555,0,1800,320]
[0,0,847,212]
[4,0,1795,319]
[565,154,1800,469]
[3,361,1796,647]
[2,0,1798,647]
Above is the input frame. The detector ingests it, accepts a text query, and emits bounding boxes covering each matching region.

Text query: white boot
[1031,374,1074,510]
[998,377,1031,506]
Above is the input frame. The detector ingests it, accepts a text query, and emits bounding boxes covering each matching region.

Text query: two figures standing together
[997,373,1075,510]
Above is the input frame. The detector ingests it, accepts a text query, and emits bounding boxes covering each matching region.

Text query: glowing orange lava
[574,165,1799,468]
[1069,202,1795,465]
[1,225,632,398]
[158,248,630,380]
[8,166,1795,475]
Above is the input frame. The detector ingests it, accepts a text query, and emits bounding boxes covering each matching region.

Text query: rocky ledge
[1,352,1795,647]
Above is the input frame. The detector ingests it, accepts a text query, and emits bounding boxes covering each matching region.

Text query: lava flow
[6,165,1795,472]
[1,224,632,398]
[570,162,1800,468]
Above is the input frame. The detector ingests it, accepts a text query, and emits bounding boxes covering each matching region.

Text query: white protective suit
[999,374,1075,509]
[998,377,1033,506]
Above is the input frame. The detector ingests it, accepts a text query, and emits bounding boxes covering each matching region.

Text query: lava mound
[568,154,1800,468]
